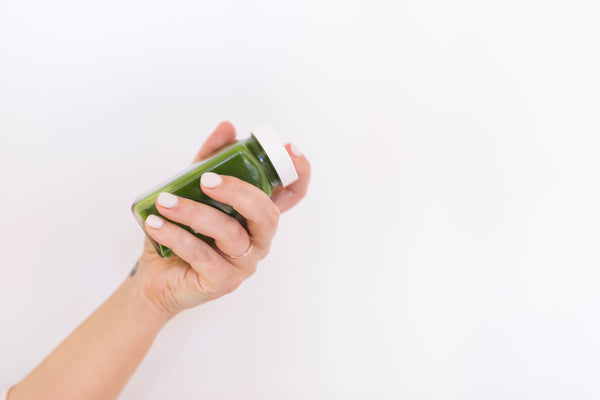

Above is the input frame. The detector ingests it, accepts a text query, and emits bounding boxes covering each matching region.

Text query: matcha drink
[132,125,298,258]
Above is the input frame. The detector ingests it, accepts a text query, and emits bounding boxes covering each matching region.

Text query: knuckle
[174,229,191,250]
[256,245,271,260]
[245,263,258,276]
[225,220,247,244]
[223,275,242,294]
[295,186,308,199]
[190,203,208,226]
[192,242,215,265]
[264,203,280,226]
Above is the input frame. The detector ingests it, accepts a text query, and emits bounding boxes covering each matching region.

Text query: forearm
[9,271,170,400]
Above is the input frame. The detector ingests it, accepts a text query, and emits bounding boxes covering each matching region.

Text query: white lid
[251,124,299,187]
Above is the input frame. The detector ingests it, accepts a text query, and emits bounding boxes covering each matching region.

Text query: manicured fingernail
[146,215,164,229]
[290,143,303,157]
[157,192,178,208]
[201,172,222,188]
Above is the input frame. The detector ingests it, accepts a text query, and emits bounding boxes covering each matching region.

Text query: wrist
[117,273,173,335]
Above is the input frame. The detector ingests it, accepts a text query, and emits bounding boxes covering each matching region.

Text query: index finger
[271,143,311,213]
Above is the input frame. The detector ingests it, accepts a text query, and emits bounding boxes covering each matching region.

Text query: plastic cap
[251,124,299,187]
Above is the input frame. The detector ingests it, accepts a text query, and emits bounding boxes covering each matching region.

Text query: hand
[132,121,311,322]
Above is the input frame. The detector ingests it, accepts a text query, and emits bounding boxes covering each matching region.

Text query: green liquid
[132,135,280,258]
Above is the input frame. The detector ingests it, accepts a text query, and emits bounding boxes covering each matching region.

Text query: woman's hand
[133,121,311,322]
[6,121,308,400]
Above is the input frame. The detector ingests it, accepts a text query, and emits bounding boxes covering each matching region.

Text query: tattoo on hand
[129,261,139,277]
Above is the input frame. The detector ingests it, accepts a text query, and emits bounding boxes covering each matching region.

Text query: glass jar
[131,125,298,258]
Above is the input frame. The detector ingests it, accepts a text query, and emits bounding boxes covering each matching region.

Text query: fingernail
[290,143,303,157]
[157,192,178,208]
[201,172,222,188]
[146,215,164,229]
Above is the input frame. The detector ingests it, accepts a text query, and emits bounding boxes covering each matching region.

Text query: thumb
[192,121,237,163]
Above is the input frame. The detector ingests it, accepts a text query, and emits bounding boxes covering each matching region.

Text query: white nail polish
[290,143,303,157]
[157,192,178,208]
[146,215,164,229]
[201,172,222,188]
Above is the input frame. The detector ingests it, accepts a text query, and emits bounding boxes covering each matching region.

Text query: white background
[1,0,599,399]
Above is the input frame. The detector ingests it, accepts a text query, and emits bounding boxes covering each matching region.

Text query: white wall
[1,0,599,398]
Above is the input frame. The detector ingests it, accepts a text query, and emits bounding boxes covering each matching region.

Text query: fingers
[193,124,309,214]
[154,192,251,259]
[145,214,253,291]
[271,143,311,213]
[200,173,280,250]
[192,121,237,163]
[144,215,226,274]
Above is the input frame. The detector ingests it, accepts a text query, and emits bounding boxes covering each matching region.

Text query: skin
[7,121,311,400]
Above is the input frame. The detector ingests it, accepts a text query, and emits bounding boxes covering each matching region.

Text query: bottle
[131,124,298,258]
